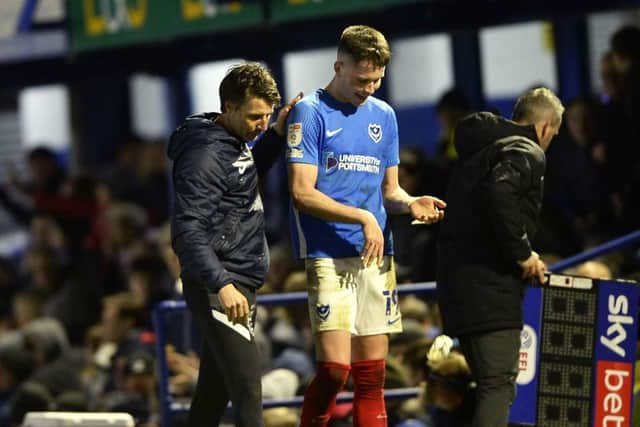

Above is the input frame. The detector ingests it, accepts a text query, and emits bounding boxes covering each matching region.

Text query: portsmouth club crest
[316,304,330,321]
[368,123,382,143]
[323,151,338,174]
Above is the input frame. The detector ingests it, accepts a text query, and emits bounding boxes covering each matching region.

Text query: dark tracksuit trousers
[182,281,263,427]
[459,329,521,427]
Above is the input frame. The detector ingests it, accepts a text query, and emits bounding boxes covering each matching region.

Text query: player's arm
[382,165,445,223]
[288,162,383,267]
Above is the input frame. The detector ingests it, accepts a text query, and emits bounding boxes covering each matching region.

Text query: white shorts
[305,256,402,336]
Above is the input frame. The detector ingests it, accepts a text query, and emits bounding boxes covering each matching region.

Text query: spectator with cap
[98,352,159,426]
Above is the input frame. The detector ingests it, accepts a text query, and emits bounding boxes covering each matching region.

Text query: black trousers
[459,328,521,427]
[182,281,263,427]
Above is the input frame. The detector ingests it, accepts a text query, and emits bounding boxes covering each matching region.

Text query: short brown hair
[512,87,564,127]
[219,62,281,112]
[338,25,390,67]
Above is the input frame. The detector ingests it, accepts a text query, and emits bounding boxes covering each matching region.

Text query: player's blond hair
[338,25,390,67]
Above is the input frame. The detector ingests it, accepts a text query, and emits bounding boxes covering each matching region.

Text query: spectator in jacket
[168,62,301,427]
[436,87,563,427]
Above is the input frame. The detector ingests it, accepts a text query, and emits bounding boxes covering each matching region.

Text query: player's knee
[352,359,385,389]
[318,361,350,393]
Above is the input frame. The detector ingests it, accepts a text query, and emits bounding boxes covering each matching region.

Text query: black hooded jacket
[168,113,285,293]
[436,112,546,336]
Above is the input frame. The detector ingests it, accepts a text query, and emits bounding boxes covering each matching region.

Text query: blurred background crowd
[0,1,639,426]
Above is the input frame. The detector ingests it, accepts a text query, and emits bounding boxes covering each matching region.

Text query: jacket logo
[368,123,382,143]
[233,147,254,174]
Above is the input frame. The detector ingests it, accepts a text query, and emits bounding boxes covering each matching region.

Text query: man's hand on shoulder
[272,92,303,137]
[217,284,249,324]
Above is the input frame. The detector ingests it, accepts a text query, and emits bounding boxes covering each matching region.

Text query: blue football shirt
[286,89,400,259]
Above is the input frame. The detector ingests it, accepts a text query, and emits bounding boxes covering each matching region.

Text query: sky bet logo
[595,284,638,427]
[600,295,632,357]
[594,361,632,426]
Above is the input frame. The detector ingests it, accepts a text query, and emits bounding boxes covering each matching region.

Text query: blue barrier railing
[165,387,421,412]
[153,229,640,427]
[548,229,640,272]
[152,282,436,426]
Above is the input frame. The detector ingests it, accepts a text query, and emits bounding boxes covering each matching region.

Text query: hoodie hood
[167,112,239,162]
[454,112,539,160]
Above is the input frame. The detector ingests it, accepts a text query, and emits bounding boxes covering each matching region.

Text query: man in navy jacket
[168,62,301,427]
[437,87,564,427]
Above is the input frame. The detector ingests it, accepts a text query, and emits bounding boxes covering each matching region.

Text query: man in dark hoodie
[168,62,301,427]
[436,87,564,427]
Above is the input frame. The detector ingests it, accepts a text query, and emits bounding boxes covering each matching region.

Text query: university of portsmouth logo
[323,151,338,174]
[368,123,382,143]
[316,304,330,321]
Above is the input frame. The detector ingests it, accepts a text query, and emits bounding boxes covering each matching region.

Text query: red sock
[352,359,387,427]
[300,361,351,427]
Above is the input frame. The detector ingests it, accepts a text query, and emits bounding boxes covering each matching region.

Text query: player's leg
[300,258,355,427]
[351,256,401,427]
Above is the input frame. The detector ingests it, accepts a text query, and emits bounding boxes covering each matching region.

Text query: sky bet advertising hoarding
[509,277,638,426]
[594,280,638,426]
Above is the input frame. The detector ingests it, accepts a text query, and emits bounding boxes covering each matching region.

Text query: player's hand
[517,251,546,284]
[408,196,446,224]
[217,284,249,324]
[359,210,384,268]
[272,91,303,137]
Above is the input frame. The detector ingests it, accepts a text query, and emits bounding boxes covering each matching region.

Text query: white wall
[129,73,170,140]
[283,47,336,100]
[0,2,21,38]
[188,59,245,113]
[388,34,454,108]
[480,21,557,99]
[18,84,71,150]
